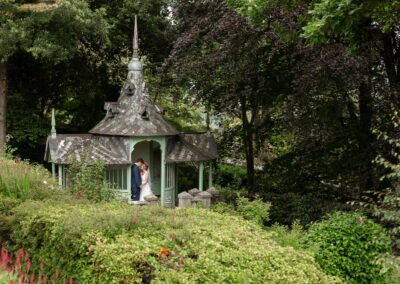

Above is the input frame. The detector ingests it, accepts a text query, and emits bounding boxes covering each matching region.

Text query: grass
[0,155,62,200]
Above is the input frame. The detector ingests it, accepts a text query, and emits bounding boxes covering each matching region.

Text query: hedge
[8,201,339,283]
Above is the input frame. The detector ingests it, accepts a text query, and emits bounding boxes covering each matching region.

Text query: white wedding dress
[139,171,153,201]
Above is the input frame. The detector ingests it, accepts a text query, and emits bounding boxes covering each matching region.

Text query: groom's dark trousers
[131,164,142,201]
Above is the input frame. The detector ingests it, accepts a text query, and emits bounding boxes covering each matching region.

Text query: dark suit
[131,164,142,200]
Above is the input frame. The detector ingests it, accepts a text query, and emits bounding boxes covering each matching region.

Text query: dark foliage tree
[164,0,293,189]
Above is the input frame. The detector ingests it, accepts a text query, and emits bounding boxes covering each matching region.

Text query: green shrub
[67,158,114,202]
[211,196,271,226]
[236,196,271,225]
[0,196,21,243]
[371,112,400,252]
[269,220,305,250]
[303,211,392,283]
[9,201,339,283]
[214,163,247,190]
[210,201,237,215]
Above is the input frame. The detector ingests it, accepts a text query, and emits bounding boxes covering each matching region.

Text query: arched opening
[131,140,162,196]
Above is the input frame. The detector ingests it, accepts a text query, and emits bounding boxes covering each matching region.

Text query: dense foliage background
[2,0,400,256]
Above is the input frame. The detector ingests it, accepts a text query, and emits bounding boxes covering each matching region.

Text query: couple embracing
[131,158,153,203]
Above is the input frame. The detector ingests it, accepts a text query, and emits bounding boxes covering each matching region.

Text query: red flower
[159,246,169,257]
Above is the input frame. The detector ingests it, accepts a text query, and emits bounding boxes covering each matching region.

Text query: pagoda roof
[89,15,178,137]
[89,84,179,137]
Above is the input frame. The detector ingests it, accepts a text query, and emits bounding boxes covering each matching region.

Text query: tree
[164,0,291,189]
[0,0,109,150]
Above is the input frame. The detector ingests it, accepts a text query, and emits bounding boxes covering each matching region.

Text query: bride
[139,163,153,201]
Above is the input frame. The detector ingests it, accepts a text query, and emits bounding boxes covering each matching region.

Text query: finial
[128,15,143,72]
[133,15,138,58]
[51,108,56,138]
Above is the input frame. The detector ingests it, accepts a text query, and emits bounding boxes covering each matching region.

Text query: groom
[131,158,144,202]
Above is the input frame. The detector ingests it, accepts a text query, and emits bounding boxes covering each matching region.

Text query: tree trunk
[358,81,373,197]
[382,32,400,105]
[0,63,7,152]
[240,96,255,190]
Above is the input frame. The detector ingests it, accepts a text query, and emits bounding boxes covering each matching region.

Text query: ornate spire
[51,108,56,138]
[133,15,138,58]
[128,15,143,72]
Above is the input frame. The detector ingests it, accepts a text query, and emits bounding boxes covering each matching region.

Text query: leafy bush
[236,196,270,225]
[8,201,339,283]
[264,191,344,225]
[303,211,392,283]
[67,158,114,202]
[0,196,21,243]
[210,201,237,215]
[211,196,271,226]
[269,221,305,250]
[372,113,400,252]
[214,163,247,190]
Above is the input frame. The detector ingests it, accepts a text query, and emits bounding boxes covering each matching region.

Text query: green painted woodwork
[105,166,128,190]
[209,161,213,188]
[126,166,131,196]
[199,161,204,191]
[164,163,176,207]
[129,136,173,206]
[58,165,62,187]
[51,163,56,179]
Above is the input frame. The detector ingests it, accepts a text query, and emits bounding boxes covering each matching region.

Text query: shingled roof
[45,134,130,165]
[89,83,179,136]
[89,16,178,137]
[166,133,218,162]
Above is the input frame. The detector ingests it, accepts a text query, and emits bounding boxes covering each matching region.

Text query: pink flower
[26,258,31,271]
[30,273,36,284]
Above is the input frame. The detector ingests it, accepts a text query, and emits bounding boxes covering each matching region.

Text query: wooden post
[52,163,56,179]
[161,139,166,206]
[127,165,131,200]
[58,165,63,187]
[208,161,213,188]
[199,161,204,191]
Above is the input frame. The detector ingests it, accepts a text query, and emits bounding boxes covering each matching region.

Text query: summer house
[44,17,218,207]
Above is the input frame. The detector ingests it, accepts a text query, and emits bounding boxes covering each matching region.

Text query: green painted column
[51,163,56,179]
[199,161,204,191]
[208,161,213,189]
[58,165,63,187]
[160,139,166,206]
[127,165,131,199]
